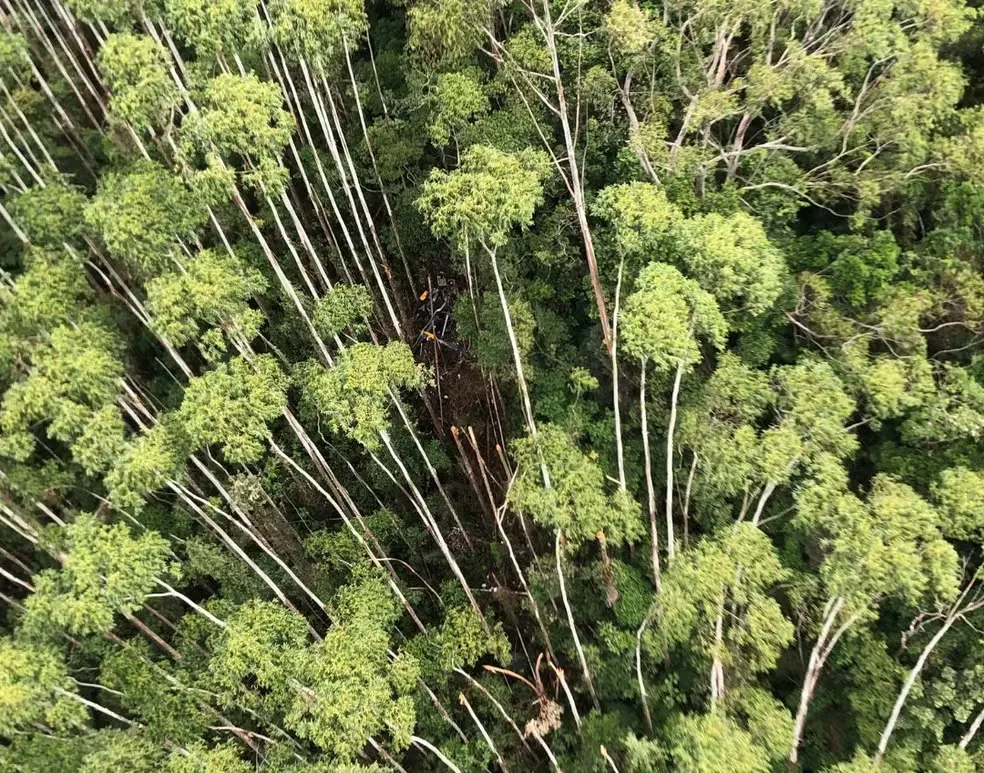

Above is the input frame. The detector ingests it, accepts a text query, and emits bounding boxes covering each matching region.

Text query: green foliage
[621,263,727,372]
[408,0,497,68]
[163,0,266,55]
[0,248,94,366]
[0,734,94,771]
[932,467,984,540]
[510,423,645,548]
[902,364,984,445]
[605,0,659,58]
[626,712,772,772]
[858,355,935,421]
[64,0,139,27]
[177,354,288,463]
[312,284,374,338]
[305,509,400,576]
[455,292,535,377]
[7,181,88,246]
[266,0,367,71]
[97,35,180,131]
[594,182,683,259]
[77,730,164,773]
[166,742,253,773]
[726,687,795,761]
[104,419,190,512]
[185,536,268,602]
[798,474,960,615]
[417,144,551,248]
[289,576,418,757]
[769,358,859,476]
[5,1,984,769]
[791,231,900,307]
[72,405,128,475]
[0,640,87,737]
[427,71,490,146]
[183,73,294,191]
[210,599,310,714]
[211,572,419,760]
[298,341,424,449]
[654,524,794,677]
[673,212,786,318]
[0,31,29,75]
[410,606,510,679]
[85,161,207,276]
[0,322,123,462]
[365,118,425,182]
[23,513,176,636]
[101,644,207,743]
[146,248,267,357]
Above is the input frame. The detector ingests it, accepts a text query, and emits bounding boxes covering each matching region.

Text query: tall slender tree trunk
[537,0,611,350]
[612,260,626,490]
[789,597,857,766]
[960,706,984,750]
[556,529,600,710]
[665,360,684,562]
[875,614,958,763]
[639,361,661,589]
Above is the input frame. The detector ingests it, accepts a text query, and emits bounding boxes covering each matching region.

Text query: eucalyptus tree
[621,262,726,565]
[788,473,961,765]
[97,34,180,134]
[602,0,975,212]
[652,524,793,713]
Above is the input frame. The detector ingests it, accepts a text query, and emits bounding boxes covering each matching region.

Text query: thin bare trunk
[378,429,489,632]
[682,451,697,550]
[637,610,654,731]
[875,614,957,763]
[460,692,508,771]
[960,706,984,750]
[556,529,600,710]
[454,667,534,754]
[537,0,611,350]
[751,480,777,526]
[665,360,684,561]
[640,360,661,589]
[612,259,626,490]
[789,597,857,766]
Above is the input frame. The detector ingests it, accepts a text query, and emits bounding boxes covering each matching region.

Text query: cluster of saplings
[1,0,984,770]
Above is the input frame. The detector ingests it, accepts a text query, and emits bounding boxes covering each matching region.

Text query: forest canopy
[1,0,984,770]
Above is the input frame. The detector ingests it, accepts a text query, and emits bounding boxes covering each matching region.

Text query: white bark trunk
[665,361,684,561]
[557,529,600,710]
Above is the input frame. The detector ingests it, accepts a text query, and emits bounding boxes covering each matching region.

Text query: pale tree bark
[413,736,463,773]
[960,706,984,750]
[460,691,508,772]
[665,360,685,562]
[874,614,958,764]
[379,428,490,633]
[876,580,984,763]
[486,0,611,350]
[637,609,655,731]
[709,596,726,712]
[751,480,777,526]
[534,0,611,351]
[557,529,600,710]
[483,241,551,490]
[454,667,534,755]
[789,597,860,765]
[639,360,661,590]
[612,259,626,490]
